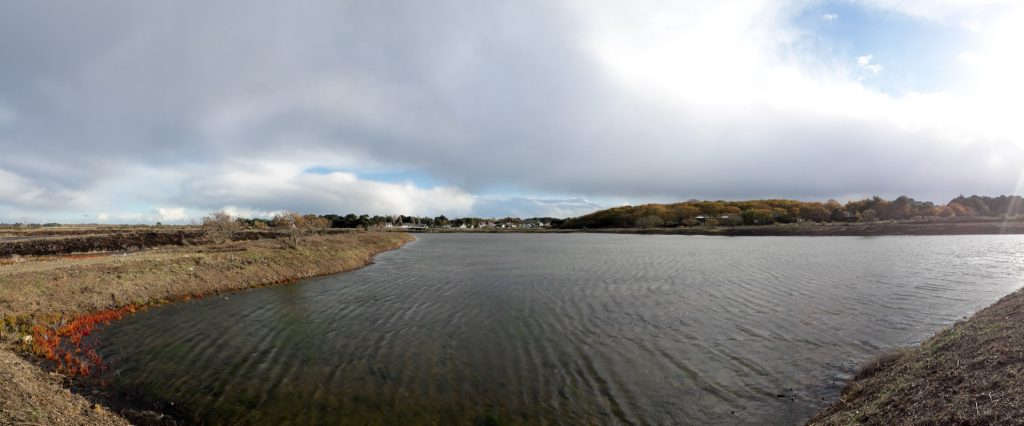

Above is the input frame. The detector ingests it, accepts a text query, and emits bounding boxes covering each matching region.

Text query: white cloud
[956,50,977,62]
[0,168,85,209]
[471,197,603,218]
[182,160,477,218]
[822,13,838,22]
[855,54,883,80]
[156,207,187,222]
[0,169,41,205]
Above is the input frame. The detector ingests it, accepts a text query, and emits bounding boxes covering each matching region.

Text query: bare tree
[201,210,240,244]
[272,211,326,248]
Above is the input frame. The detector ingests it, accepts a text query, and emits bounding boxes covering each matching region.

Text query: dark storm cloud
[0,0,1020,221]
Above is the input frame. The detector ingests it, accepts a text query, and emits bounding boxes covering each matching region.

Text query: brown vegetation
[0,230,413,426]
[0,226,377,258]
[809,288,1024,425]
[0,349,129,426]
[200,210,241,244]
[271,210,331,249]
[0,230,205,257]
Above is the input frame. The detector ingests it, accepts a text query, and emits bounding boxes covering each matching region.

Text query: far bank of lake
[406,218,1024,237]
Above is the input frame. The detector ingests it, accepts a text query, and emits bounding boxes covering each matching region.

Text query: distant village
[383,217,558,230]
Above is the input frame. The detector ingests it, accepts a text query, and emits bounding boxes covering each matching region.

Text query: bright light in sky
[0,0,1022,223]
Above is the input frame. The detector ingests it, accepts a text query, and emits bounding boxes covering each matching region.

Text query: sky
[1,0,1023,224]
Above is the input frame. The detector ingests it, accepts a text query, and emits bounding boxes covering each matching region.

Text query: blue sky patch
[795,0,980,95]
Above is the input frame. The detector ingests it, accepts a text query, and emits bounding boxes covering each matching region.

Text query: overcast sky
[1,0,1023,223]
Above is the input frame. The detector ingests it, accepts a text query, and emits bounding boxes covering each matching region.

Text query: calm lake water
[95,234,1024,425]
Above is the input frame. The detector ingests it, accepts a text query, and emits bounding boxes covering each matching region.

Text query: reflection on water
[95,234,1024,425]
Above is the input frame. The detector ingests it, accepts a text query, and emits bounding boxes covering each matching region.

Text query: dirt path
[0,232,413,426]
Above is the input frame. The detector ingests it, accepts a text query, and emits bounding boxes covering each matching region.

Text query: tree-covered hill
[558,195,1024,229]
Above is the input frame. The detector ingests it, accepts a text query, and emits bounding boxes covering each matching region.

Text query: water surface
[96,234,1024,424]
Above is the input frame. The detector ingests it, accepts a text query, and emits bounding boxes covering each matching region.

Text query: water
[94,234,1024,425]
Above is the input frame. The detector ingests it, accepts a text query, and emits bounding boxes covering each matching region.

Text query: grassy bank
[809,288,1024,425]
[0,231,413,425]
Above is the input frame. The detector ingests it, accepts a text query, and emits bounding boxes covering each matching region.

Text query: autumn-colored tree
[618,213,637,228]
[772,207,792,223]
[799,204,830,222]
[698,202,725,216]
[556,195,1021,229]
[302,214,330,230]
[719,214,743,226]
[272,211,304,229]
[742,209,773,225]
[947,202,975,217]
[272,211,321,248]
[636,215,665,228]
[679,205,701,220]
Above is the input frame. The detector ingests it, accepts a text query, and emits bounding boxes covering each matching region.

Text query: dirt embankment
[809,288,1024,425]
[0,231,414,426]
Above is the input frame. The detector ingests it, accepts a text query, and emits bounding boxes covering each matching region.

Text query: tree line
[199,194,1024,235]
[209,211,565,232]
[559,195,1024,229]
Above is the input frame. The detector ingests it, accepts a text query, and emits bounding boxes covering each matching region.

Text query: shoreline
[0,232,414,426]
[808,286,1024,424]
[4,230,1019,424]
[408,219,1024,237]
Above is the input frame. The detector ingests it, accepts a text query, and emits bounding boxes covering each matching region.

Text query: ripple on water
[96,234,1024,425]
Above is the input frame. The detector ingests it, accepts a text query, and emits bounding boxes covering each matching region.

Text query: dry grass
[0,349,129,426]
[0,231,413,426]
[0,232,412,322]
[809,289,1024,425]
